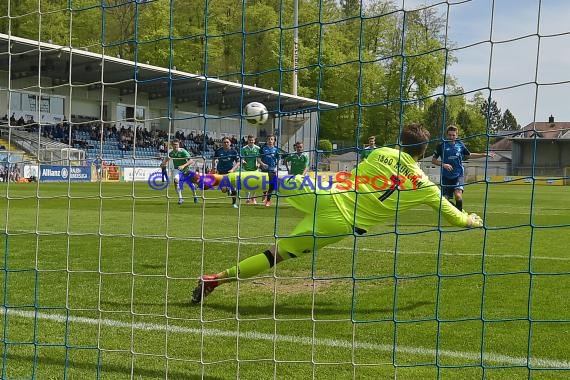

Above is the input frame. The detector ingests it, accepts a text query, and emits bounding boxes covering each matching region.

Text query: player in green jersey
[161,139,199,205]
[239,135,261,204]
[284,141,309,176]
[360,135,377,160]
[190,124,484,303]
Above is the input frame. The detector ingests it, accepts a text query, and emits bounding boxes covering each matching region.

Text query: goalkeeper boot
[191,275,219,304]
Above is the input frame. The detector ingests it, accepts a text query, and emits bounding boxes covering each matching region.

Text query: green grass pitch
[1,181,569,379]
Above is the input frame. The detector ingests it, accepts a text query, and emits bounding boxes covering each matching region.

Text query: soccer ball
[244,102,269,125]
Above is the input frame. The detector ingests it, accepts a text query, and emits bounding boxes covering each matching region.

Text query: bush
[318,139,333,157]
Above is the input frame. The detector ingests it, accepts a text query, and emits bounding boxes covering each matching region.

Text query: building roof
[490,117,570,150]
[0,33,337,116]
[490,138,513,151]
[516,119,570,139]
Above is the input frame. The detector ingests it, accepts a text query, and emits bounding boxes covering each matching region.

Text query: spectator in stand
[161,158,169,184]
[11,166,21,182]
[94,155,102,181]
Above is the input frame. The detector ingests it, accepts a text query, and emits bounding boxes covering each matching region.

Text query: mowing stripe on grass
[2,308,568,369]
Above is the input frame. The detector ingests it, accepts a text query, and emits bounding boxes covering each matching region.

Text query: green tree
[318,139,333,157]
[366,3,450,145]
[0,0,74,43]
[456,109,472,133]
[136,2,178,67]
[480,98,502,133]
[456,107,488,152]
[500,109,519,131]
[4,0,459,148]
[423,97,452,142]
[340,0,360,16]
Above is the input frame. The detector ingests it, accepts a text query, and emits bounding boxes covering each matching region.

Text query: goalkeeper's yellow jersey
[331,147,469,229]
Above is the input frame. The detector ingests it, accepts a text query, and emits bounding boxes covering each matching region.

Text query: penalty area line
[184,238,570,262]
[1,308,569,369]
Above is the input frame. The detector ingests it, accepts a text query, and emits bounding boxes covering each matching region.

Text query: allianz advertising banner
[39,165,91,182]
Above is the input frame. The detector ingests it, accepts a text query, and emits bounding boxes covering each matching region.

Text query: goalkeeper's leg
[191,238,325,305]
[190,203,352,304]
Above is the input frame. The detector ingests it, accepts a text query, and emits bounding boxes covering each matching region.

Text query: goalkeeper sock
[177,189,183,199]
[455,199,463,211]
[225,251,274,279]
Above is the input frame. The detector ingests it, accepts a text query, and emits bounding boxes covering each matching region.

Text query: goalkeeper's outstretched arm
[425,188,483,228]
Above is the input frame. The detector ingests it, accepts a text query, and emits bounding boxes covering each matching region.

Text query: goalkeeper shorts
[276,177,354,256]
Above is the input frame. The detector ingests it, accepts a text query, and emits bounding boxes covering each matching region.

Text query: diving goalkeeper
[189,124,484,304]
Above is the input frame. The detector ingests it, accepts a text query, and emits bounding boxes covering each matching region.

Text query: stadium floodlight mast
[293,0,299,96]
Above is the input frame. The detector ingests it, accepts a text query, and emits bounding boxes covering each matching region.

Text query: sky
[398,0,570,126]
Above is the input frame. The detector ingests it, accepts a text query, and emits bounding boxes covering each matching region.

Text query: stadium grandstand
[0,33,337,181]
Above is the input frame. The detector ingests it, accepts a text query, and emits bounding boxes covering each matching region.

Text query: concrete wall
[512,140,570,176]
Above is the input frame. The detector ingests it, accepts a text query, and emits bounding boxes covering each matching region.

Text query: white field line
[7,230,569,262]
[268,200,570,212]
[183,238,570,262]
[2,308,568,369]
[270,203,570,216]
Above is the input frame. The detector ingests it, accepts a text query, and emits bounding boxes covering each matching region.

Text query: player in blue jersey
[257,135,280,207]
[432,125,494,211]
[212,137,240,208]
[93,155,102,181]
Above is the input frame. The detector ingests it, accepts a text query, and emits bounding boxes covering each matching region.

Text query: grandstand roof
[0,33,337,116]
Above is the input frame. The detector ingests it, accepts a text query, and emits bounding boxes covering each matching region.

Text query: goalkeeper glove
[466,213,483,228]
[185,171,219,190]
